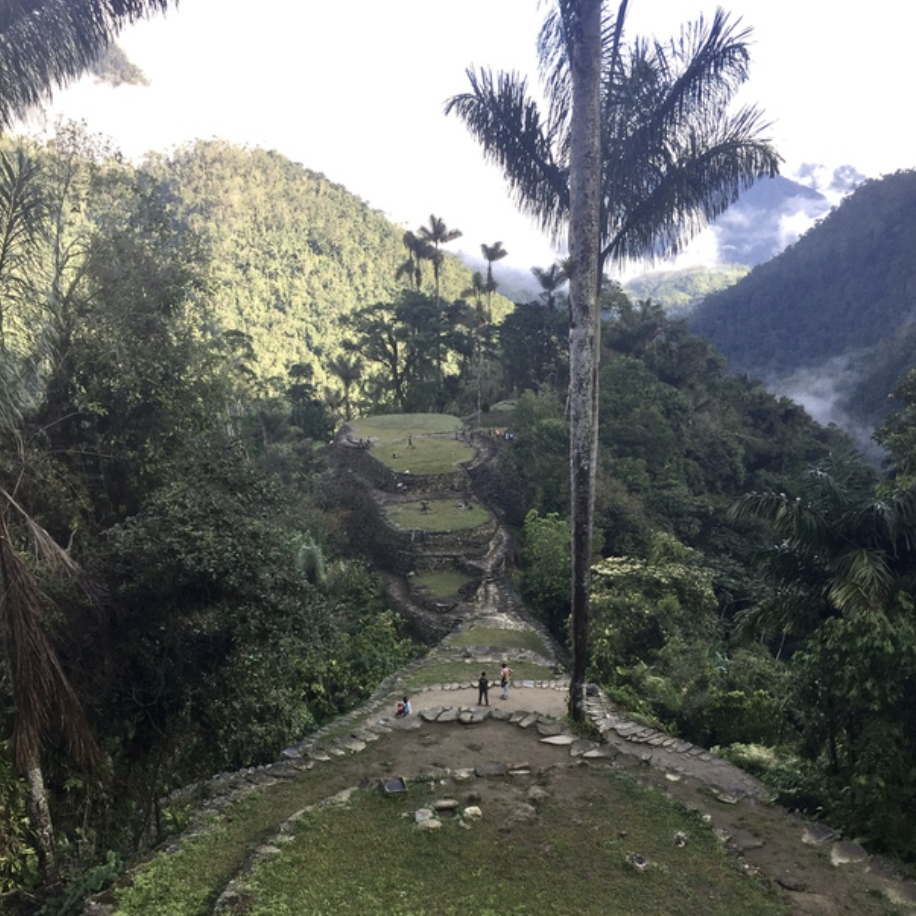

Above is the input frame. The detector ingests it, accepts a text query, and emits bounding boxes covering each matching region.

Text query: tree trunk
[566,0,603,722]
[24,756,58,880]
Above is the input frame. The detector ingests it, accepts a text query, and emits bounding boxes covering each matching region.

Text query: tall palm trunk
[566,0,603,722]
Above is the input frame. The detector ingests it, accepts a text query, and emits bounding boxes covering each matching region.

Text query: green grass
[387,499,491,532]
[446,626,551,656]
[411,569,474,601]
[377,436,474,475]
[347,413,461,442]
[228,768,789,916]
[345,414,475,475]
[403,658,555,689]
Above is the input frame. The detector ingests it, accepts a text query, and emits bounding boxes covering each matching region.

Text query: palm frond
[0,0,175,128]
[827,547,894,615]
[445,68,569,240]
[0,510,101,773]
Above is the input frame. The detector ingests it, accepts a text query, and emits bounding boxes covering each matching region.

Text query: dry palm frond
[0,508,101,773]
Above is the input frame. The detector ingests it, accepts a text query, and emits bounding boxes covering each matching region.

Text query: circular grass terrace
[345,413,475,475]
[385,497,491,532]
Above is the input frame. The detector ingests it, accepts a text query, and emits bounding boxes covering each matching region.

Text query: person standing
[500,662,512,700]
[477,671,490,706]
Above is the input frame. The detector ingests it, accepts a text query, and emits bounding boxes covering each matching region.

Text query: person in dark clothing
[477,671,490,706]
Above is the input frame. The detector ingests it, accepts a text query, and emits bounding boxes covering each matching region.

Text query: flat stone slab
[831,840,868,866]
[583,746,619,760]
[388,717,422,730]
[351,729,380,742]
[518,714,539,729]
[570,738,598,757]
[540,734,576,746]
[802,823,840,846]
[459,709,490,724]
[420,707,445,722]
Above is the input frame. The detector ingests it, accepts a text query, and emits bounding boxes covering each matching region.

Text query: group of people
[477,663,512,706]
[393,661,513,717]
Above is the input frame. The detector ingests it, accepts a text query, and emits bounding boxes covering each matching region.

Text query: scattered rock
[776,873,808,892]
[432,798,460,812]
[830,840,869,867]
[802,823,840,846]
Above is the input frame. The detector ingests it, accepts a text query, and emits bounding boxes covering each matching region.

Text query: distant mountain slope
[689,170,916,431]
[621,175,831,314]
[624,265,750,316]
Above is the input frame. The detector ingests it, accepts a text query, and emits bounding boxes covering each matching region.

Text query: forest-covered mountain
[144,140,510,386]
[689,169,916,432]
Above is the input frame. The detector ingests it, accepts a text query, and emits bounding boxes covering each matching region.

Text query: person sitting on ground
[395,696,411,717]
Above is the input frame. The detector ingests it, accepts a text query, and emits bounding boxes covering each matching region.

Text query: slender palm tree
[395,229,433,290]
[447,0,779,720]
[563,0,603,721]
[531,261,569,309]
[418,214,462,308]
[480,240,507,322]
[446,6,779,275]
[0,0,176,130]
[327,352,363,421]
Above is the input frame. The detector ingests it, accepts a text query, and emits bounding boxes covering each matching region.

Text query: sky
[16,0,916,281]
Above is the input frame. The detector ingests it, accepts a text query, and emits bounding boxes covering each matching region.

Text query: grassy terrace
[386,497,490,532]
[446,625,552,657]
[347,413,474,475]
[411,568,475,602]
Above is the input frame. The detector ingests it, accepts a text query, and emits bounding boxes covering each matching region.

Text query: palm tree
[0,0,176,130]
[327,352,363,421]
[728,452,916,635]
[563,0,604,722]
[0,487,101,878]
[531,261,569,309]
[447,0,779,720]
[418,214,462,308]
[446,6,779,274]
[395,229,433,290]
[480,240,507,322]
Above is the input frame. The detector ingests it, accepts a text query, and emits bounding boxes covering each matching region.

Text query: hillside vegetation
[144,139,512,387]
[689,170,916,428]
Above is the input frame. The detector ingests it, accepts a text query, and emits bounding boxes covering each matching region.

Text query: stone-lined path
[81,421,916,913]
